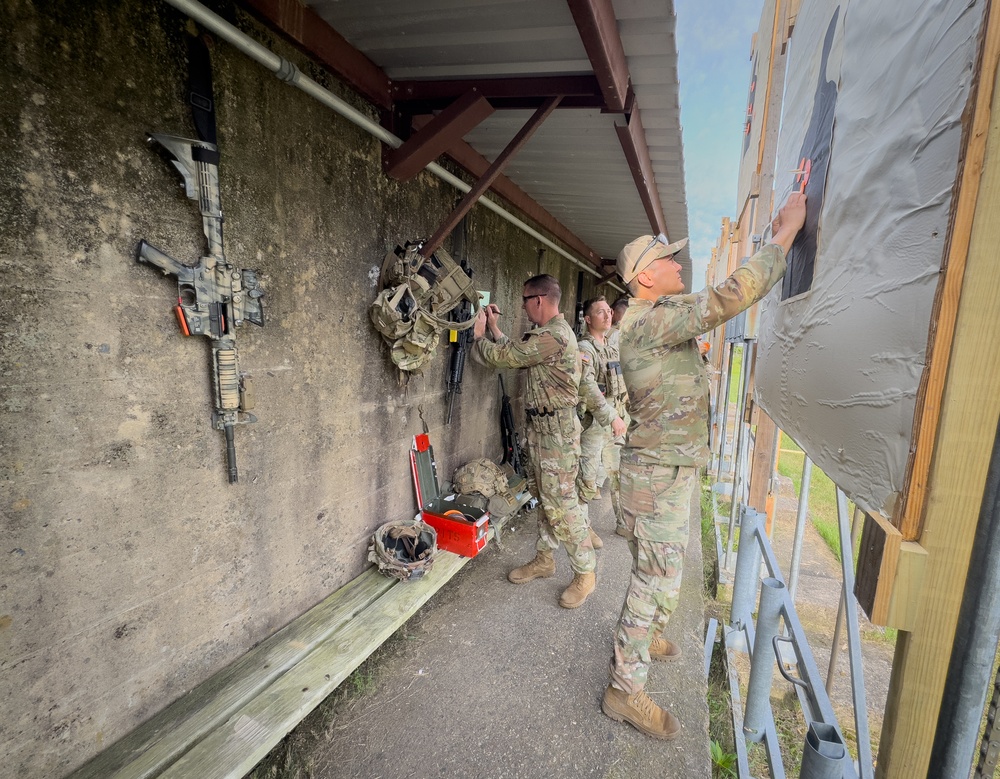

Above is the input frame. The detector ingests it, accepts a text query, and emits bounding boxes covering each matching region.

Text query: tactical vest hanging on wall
[370,241,480,373]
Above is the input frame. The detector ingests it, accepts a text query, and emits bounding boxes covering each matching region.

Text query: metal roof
[303,0,689,271]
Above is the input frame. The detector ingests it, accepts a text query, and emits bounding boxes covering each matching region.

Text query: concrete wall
[0,1,602,775]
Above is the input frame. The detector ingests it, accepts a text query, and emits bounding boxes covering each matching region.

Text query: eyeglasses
[631,233,673,275]
[522,293,547,304]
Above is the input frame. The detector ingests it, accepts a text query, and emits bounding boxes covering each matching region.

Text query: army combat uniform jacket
[619,243,787,468]
[609,242,787,696]
[578,334,627,427]
[476,313,595,573]
[476,313,580,413]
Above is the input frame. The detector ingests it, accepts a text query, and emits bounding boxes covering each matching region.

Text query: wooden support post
[420,96,561,258]
[899,0,1000,541]
[747,410,779,516]
[876,4,1000,772]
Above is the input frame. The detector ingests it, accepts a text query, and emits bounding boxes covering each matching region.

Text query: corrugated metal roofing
[308,0,688,270]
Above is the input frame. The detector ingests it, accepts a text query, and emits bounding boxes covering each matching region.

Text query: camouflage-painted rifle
[137,133,264,484]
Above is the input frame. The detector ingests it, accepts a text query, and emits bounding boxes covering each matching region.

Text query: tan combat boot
[507,550,555,584]
[650,637,682,662]
[602,685,681,740]
[558,571,596,608]
[589,528,604,549]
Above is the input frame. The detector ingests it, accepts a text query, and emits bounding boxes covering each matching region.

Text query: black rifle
[499,375,524,477]
[445,258,473,424]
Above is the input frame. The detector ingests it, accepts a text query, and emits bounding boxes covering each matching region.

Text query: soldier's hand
[771,192,807,254]
[485,303,501,324]
[473,308,488,340]
[611,416,627,438]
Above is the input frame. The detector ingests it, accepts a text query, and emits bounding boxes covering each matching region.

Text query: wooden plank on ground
[68,568,394,779]
[158,551,472,779]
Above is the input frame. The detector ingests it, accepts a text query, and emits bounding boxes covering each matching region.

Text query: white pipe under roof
[161,0,606,280]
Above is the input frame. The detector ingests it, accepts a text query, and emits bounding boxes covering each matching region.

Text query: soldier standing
[601,193,807,739]
[608,295,630,349]
[473,274,597,609]
[576,297,628,547]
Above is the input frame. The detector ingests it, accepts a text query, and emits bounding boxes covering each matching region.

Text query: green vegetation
[775,434,859,564]
[710,739,738,778]
[701,476,738,778]
[727,345,744,404]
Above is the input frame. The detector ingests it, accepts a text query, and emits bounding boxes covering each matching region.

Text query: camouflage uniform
[577,334,628,530]
[476,314,596,574]
[611,244,786,694]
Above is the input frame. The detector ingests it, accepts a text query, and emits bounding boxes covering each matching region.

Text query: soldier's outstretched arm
[475,329,560,369]
[633,193,807,347]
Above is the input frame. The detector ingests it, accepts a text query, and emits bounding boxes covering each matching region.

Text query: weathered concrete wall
[0,1,604,775]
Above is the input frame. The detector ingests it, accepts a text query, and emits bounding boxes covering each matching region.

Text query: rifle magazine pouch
[390,309,440,372]
[370,284,416,340]
[425,247,477,318]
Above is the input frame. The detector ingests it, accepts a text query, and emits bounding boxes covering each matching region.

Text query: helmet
[453,459,512,501]
[368,519,438,581]
[453,459,522,519]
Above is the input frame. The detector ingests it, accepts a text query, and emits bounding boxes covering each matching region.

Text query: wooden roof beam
[242,0,391,110]
[566,0,632,113]
[385,90,495,181]
[421,97,561,257]
[615,106,669,237]
[391,75,603,111]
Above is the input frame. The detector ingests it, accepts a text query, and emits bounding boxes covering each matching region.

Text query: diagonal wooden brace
[384,90,495,181]
[421,96,562,258]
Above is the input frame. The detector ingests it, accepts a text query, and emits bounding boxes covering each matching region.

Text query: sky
[673,0,764,285]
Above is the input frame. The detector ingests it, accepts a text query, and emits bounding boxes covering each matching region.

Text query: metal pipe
[725,342,751,567]
[716,344,736,480]
[161,0,606,282]
[833,495,873,776]
[744,577,785,742]
[825,505,863,695]
[930,416,1000,778]
[788,455,814,602]
[713,341,733,473]
[734,511,858,777]
[731,505,764,628]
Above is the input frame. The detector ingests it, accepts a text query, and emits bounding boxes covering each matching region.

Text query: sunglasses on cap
[631,233,675,276]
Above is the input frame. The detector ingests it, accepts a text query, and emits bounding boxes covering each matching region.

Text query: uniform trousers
[610,458,697,693]
[526,409,596,574]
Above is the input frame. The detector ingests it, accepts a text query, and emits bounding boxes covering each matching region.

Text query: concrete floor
[302,491,712,779]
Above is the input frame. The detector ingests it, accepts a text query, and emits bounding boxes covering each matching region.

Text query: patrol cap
[616,233,689,284]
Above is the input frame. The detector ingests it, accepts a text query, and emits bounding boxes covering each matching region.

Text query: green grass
[776,433,859,565]
[727,345,744,404]
[701,473,738,777]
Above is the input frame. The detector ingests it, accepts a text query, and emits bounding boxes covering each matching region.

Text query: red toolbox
[410,433,489,558]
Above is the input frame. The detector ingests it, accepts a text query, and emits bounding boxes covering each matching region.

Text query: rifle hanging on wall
[445,218,474,424]
[135,33,265,484]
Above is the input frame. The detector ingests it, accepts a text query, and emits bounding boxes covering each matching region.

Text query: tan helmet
[368,519,438,581]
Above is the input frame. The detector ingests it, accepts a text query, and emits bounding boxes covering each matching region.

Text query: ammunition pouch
[370,242,480,373]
